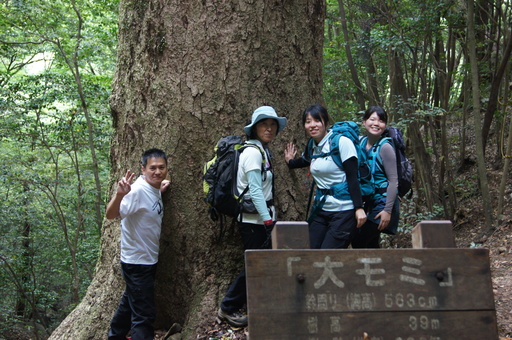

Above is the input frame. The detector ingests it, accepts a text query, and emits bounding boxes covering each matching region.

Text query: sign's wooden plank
[271,221,310,249]
[246,249,498,339]
[247,310,498,339]
[412,220,456,249]
[246,249,494,312]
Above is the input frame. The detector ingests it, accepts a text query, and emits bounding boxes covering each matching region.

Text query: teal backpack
[304,121,374,220]
[361,126,413,199]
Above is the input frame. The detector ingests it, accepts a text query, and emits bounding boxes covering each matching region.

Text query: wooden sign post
[411,220,456,249]
[271,221,310,250]
[246,221,498,339]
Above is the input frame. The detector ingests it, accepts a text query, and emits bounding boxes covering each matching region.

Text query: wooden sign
[245,248,498,339]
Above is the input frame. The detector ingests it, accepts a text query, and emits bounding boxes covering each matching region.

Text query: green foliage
[323,0,359,116]
[322,0,467,117]
[400,200,444,234]
[320,0,511,239]
[0,0,118,75]
[0,0,117,336]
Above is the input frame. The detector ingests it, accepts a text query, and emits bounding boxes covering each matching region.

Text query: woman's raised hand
[284,142,297,164]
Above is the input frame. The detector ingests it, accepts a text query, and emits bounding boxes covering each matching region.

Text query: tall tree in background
[338,0,366,110]
[49,0,325,338]
[467,0,493,229]
[478,0,512,152]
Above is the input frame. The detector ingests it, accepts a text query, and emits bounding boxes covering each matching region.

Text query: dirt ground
[461,219,512,339]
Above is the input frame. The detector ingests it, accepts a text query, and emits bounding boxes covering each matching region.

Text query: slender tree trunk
[432,27,449,217]
[497,62,511,216]
[436,26,458,219]
[388,47,436,211]
[58,0,104,233]
[49,1,325,338]
[467,0,493,229]
[361,23,381,106]
[481,23,512,151]
[498,110,512,216]
[459,64,469,169]
[35,109,82,304]
[338,0,366,110]
[15,191,30,319]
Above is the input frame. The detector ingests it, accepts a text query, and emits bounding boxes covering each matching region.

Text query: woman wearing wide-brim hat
[217,106,287,328]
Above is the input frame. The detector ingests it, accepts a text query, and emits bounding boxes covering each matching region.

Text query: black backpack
[373,126,413,198]
[203,136,264,237]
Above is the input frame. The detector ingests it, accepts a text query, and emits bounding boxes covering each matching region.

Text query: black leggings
[220,222,273,313]
[351,220,381,248]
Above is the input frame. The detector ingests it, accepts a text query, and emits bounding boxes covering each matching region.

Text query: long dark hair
[302,104,330,127]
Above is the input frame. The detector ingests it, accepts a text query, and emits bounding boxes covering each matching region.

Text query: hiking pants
[220,222,272,313]
[108,262,157,340]
[351,220,381,248]
[309,209,356,249]
[351,197,400,249]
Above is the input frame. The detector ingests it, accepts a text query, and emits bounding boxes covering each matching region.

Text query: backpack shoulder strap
[359,135,368,150]
[239,142,267,175]
[233,142,273,198]
[332,121,360,168]
[371,136,393,173]
[308,131,344,169]
[239,142,265,161]
[310,126,359,170]
[373,136,393,151]
[327,132,344,169]
[239,142,275,198]
[304,138,314,162]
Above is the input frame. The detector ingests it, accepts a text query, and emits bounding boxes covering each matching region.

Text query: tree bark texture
[497,61,511,215]
[387,48,431,209]
[467,0,493,229]
[481,29,512,151]
[49,0,325,339]
[337,0,365,111]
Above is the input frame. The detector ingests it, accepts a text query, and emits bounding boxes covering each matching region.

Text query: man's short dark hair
[141,148,167,167]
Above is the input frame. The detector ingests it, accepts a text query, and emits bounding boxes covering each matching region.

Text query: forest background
[0,0,511,339]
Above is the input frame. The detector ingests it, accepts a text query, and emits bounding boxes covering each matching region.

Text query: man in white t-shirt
[106,148,170,340]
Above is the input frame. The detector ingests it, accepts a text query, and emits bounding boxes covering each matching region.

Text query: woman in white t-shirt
[285,104,366,249]
[218,106,287,328]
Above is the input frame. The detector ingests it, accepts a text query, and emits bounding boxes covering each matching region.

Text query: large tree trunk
[49,0,325,339]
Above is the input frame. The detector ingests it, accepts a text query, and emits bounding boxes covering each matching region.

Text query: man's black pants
[108,262,157,340]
